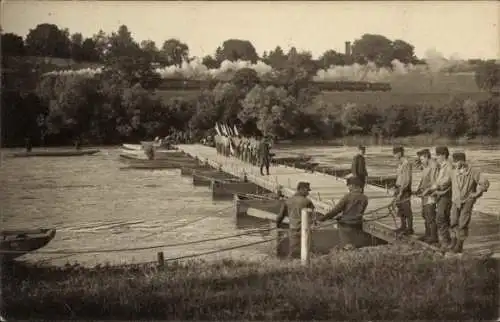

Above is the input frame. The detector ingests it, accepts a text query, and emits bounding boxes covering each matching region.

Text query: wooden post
[301,208,312,266]
[157,251,165,267]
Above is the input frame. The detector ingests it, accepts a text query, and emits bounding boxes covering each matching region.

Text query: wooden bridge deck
[177,144,500,257]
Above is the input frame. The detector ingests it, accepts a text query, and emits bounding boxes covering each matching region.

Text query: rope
[163,237,275,262]
[0,226,278,255]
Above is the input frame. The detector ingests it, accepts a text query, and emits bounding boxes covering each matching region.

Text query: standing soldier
[448,152,489,253]
[317,176,369,249]
[259,136,271,176]
[351,145,368,192]
[276,182,315,259]
[414,149,440,244]
[392,146,413,234]
[428,146,453,250]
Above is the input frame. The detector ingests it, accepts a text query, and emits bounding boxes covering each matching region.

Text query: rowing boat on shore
[1,229,56,262]
[8,149,100,158]
[122,144,143,151]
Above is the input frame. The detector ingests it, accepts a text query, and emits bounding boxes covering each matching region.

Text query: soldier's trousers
[436,195,452,244]
[260,159,270,175]
[422,202,438,240]
[450,200,475,241]
[396,192,413,230]
[288,229,301,259]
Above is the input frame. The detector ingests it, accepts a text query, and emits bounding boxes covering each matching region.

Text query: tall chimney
[345,41,351,57]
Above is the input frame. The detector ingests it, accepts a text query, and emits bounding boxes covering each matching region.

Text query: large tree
[25,23,71,58]
[218,39,259,63]
[351,34,394,67]
[160,38,189,67]
[1,32,25,56]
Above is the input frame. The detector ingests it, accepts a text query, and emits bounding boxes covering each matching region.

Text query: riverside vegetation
[2,24,499,147]
[3,245,498,320]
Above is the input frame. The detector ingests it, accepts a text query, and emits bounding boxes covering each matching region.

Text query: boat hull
[8,149,100,158]
[1,229,57,261]
[122,144,143,151]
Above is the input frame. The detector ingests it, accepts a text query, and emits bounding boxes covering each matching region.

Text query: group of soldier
[214,134,272,176]
[276,145,489,257]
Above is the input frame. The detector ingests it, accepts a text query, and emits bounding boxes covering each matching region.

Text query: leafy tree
[392,39,417,64]
[25,23,71,58]
[140,40,160,63]
[218,39,259,63]
[351,34,394,67]
[318,50,345,69]
[160,38,189,67]
[475,61,500,92]
[202,55,220,69]
[1,32,25,56]
[265,46,288,69]
[231,68,260,92]
[80,37,99,61]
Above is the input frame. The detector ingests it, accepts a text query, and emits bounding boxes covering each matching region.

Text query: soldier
[428,146,453,250]
[414,148,439,244]
[393,146,413,235]
[276,181,315,259]
[317,176,369,249]
[259,136,271,175]
[351,145,368,192]
[25,137,32,153]
[448,152,489,253]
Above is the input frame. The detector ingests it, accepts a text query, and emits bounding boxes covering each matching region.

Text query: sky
[2,1,499,60]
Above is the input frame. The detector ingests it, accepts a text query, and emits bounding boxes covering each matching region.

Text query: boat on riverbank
[122,144,143,151]
[8,149,100,158]
[1,229,56,262]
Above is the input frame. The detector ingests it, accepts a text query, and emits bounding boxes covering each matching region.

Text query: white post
[301,208,312,266]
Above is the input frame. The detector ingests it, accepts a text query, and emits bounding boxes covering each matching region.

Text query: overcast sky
[2,1,499,60]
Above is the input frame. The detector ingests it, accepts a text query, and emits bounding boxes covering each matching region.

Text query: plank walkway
[177,144,500,257]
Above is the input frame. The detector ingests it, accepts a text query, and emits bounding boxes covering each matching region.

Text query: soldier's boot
[451,239,464,254]
[439,234,452,251]
[426,223,439,245]
[448,237,457,251]
[403,214,414,235]
[418,222,430,241]
[394,217,406,233]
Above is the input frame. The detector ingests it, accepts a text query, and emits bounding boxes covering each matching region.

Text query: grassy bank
[279,134,500,148]
[2,245,497,320]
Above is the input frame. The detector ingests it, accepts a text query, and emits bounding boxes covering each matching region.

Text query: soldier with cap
[392,146,413,234]
[351,145,368,192]
[259,136,272,176]
[414,148,440,244]
[276,181,315,258]
[448,152,489,253]
[317,176,369,248]
[428,146,453,250]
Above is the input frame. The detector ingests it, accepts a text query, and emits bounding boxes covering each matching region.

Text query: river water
[1,145,499,266]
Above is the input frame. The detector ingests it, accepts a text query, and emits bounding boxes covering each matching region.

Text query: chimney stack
[345,41,351,57]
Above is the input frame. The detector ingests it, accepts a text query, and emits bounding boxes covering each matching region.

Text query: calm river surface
[1,145,499,266]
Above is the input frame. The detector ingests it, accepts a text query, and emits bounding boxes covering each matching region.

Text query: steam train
[157,78,392,92]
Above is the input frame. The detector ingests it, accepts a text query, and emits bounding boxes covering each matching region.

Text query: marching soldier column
[213,123,273,176]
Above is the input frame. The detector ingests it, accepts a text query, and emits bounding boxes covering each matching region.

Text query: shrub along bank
[2,245,498,320]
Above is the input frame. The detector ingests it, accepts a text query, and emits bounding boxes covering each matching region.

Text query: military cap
[416,148,431,158]
[452,152,466,162]
[346,176,363,187]
[297,181,311,191]
[392,146,404,154]
[435,146,450,157]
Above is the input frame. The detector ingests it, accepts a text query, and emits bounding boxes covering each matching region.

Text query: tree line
[1,24,499,147]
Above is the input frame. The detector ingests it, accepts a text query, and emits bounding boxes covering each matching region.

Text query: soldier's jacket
[416,159,439,204]
[431,160,453,197]
[395,157,412,195]
[259,140,270,161]
[319,190,368,225]
[276,193,315,230]
[451,165,489,205]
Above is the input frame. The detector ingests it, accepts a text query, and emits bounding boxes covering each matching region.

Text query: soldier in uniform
[351,146,368,192]
[449,152,489,253]
[259,136,271,175]
[276,181,315,259]
[414,148,440,244]
[393,146,413,235]
[317,176,369,248]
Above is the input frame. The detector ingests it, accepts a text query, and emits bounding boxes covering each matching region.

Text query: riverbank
[3,245,497,320]
[278,135,500,148]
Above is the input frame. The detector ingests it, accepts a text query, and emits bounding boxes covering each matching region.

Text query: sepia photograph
[1,0,499,320]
